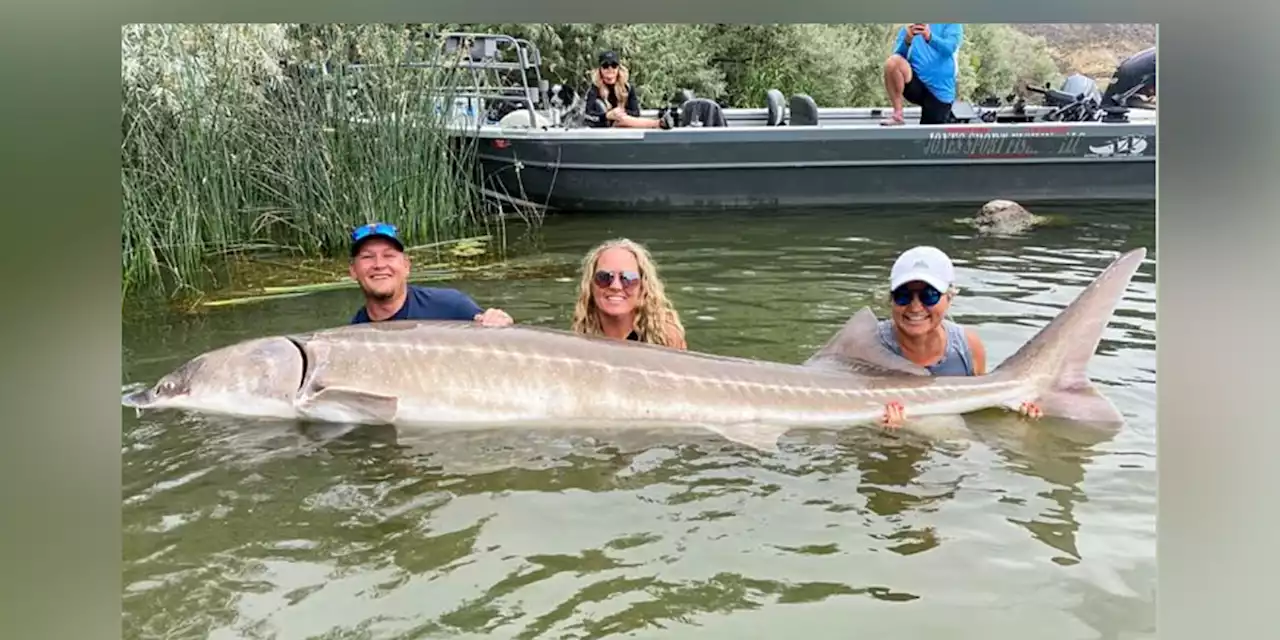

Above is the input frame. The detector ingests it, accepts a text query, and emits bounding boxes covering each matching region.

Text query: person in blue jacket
[346,222,513,327]
[880,23,965,126]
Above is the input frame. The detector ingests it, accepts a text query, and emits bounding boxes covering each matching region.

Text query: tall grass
[121,24,493,301]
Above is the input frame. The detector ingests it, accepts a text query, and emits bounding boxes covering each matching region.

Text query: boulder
[971,199,1047,235]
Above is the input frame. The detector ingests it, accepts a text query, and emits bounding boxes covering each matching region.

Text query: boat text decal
[921,129,1086,158]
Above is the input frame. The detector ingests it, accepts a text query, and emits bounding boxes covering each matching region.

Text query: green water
[122,202,1157,639]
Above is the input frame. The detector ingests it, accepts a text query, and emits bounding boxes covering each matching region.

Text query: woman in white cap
[877,246,1049,427]
[879,245,987,376]
[876,245,990,427]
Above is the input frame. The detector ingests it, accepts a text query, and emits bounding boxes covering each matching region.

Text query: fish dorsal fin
[803,307,931,377]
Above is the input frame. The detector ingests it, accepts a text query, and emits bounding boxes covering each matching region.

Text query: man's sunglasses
[891,284,944,307]
[594,269,641,290]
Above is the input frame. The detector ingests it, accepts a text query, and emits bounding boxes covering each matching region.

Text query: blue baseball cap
[350,222,405,257]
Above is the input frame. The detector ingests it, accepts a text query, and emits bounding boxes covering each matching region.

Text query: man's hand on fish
[474,308,514,327]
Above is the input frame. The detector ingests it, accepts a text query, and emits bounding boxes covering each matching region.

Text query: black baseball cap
[598,51,620,67]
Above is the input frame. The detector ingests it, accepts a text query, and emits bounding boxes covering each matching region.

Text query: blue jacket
[893,24,964,104]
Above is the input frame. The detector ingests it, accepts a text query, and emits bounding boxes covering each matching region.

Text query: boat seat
[497,108,550,129]
[789,94,819,126]
[679,97,728,127]
[949,100,978,123]
[765,89,787,126]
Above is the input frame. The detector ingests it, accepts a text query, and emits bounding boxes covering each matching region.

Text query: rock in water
[973,199,1046,235]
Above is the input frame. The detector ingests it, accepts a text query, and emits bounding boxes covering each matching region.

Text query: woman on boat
[584,50,673,130]
[570,238,688,350]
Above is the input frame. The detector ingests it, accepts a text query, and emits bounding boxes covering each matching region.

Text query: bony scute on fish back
[122,248,1146,454]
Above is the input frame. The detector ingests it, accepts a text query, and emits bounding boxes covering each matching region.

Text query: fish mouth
[121,384,156,409]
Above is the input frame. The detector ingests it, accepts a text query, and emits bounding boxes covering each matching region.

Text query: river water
[121,202,1156,639]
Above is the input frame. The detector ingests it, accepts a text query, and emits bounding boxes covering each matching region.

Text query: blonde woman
[570,238,687,350]
[583,50,672,130]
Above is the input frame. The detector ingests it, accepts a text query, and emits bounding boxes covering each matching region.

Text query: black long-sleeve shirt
[583,83,641,127]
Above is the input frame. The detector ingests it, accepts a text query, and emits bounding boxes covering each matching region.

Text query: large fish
[122,248,1148,452]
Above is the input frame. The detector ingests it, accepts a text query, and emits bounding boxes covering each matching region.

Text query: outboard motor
[1102,46,1156,107]
[1059,73,1101,106]
[1026,72,1108,121]
[1030,74,1098,110]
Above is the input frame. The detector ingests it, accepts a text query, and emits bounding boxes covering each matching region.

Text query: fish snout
[121,386,156,409]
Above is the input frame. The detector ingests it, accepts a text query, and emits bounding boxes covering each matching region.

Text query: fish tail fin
[990,247,1147,425]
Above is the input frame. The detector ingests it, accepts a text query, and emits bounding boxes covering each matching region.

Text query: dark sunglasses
[352,222,398,243]
[891,284,944,307]
[594,269,641,289]
[599,62,618,69]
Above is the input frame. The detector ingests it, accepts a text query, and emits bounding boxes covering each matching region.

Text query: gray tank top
[877,319,976,376]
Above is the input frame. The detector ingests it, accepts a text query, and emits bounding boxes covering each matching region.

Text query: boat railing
[338,31,548,130]
[427,31,548,129]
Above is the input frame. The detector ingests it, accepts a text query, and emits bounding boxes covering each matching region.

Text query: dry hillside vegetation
[1012,24,1156,78]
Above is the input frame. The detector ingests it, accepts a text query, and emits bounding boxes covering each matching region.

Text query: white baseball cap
[889,246,955,292]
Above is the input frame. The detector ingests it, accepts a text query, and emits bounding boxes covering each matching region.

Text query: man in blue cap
[347,222,513,326]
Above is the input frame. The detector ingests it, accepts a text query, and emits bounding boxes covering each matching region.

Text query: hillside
[1011,23,1156,78]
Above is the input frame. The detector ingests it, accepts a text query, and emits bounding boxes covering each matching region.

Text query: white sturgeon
[123,248,1147,452]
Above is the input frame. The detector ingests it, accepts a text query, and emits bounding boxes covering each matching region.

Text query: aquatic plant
[121,23,496,301]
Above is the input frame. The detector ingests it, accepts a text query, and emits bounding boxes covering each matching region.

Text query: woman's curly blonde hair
[570,238,684,347]
[590,64,630,107]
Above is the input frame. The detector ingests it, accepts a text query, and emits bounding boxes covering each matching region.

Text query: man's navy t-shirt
[350,285,484,324]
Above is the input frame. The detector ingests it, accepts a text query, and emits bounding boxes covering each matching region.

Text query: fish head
[122,336,306,418]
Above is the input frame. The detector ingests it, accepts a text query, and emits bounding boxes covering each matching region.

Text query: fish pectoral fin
[297,386,399,424]
[702,422,792,454]
[803,307,931,377]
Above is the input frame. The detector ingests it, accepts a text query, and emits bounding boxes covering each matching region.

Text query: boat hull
[468,121,1156,211]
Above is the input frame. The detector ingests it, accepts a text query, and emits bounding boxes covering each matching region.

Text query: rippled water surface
[122,203,1157,639]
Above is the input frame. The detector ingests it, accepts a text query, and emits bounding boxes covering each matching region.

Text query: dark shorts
[903,74,953,125]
